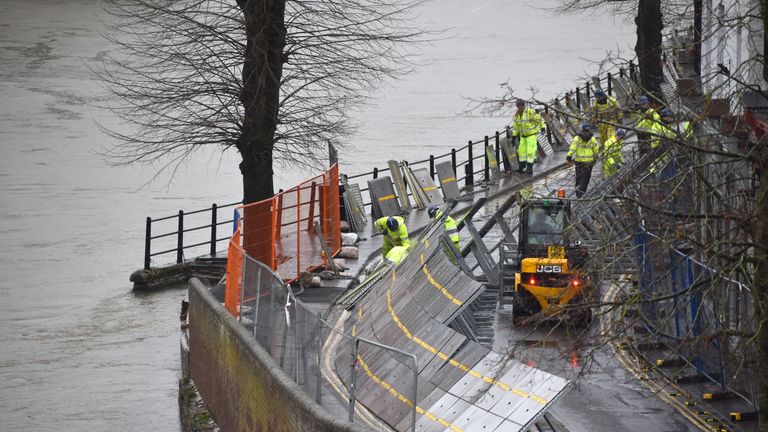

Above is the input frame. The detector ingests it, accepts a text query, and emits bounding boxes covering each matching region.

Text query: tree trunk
[635,0,664,97]
[236,0,287,204]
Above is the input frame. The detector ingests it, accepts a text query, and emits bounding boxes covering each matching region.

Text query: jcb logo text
[536,265,562,273]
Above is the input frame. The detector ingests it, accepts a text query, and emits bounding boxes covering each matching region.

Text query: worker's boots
[517,162,526,173]
[526,163,534,175]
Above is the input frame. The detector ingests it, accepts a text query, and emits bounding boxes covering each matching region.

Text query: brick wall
[188,279,366,432]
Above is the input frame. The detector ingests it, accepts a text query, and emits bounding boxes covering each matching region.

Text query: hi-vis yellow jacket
[511,108,545,138]
[567,135,600,163]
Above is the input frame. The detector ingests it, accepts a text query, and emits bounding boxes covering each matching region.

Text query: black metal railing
[143,201,241,269]
[140,62,642,269]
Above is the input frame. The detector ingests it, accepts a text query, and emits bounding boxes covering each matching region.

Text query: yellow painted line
[387,271,547,405]
[356,356,463,432]
[321,311,390,430]
[351,306,362,337]
[441,177,455,184]
[377,194,396,202]
[420,253,463,306]
[422,186,437,191]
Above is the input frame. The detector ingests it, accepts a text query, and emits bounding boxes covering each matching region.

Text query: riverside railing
[139,61,642,270]
[142,201,240,269]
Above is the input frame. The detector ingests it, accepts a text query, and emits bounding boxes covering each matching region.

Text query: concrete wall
[188,278,366,432]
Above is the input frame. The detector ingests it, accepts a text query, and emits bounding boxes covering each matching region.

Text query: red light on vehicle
[528,277,537,286]
[572,279,580,287]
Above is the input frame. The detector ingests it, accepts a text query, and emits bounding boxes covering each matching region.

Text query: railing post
[544,106,552,144]
[467,140,474,185]
[495,131,502,171]
[619,67,625,78]
[464,164,473,187]
[576,86,581,109]
[308,182,317,231]
[177,210,184,264]
[372,167,378,179]
[451,148,457,173]
[429,155,435,179]
[210,204,218,256]
[607,72,613,95]
[585,81,591,102]
[483,135,490,180]
[629,60,636,82]
[144,217,152,269]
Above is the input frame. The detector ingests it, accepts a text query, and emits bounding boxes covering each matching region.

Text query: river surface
[0,1,632,430]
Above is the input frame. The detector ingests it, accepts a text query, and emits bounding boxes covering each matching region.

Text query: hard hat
[616,128,627,138]
[660,107,673,117]
[427,206,439,219]
[594,89,606,98]
[580,123,591,131]
[386,216,399,231]
[639,96,649,104]
[515,99,526,106]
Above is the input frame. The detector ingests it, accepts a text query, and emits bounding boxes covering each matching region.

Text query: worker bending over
[427,206,460,250]
[566,124,600,197]
[374,216,410,258]
[510,99,545,175]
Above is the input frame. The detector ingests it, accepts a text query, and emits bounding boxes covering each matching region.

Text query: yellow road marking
[356,356,463,432]
[378,194,396,202]
[420,253,463,306]
[422,186,437,191]
[387,271,548,405]
[441,177,455,184]
[321,311,390,430]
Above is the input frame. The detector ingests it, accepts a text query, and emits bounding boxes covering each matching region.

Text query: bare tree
[98,0,422,203]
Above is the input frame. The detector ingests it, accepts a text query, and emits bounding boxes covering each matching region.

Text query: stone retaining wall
[188,278,366,432]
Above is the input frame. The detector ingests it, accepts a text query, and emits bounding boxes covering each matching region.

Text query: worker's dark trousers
[574,162,595,198]
[637,132,651,156]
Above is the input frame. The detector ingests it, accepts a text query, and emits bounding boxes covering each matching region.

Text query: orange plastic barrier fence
[239,164,341,283]
[224,227,243,317]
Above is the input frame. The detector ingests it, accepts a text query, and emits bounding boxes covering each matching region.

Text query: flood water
[0,1,632,430]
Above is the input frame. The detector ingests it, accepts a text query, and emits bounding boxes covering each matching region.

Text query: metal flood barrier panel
[436,161,460,200]
[411,167,443,207]
[389,160,412,211]
[500,134,517,169]
[484,145,501,180]
[334,219,569,432]
[368,176,401,219]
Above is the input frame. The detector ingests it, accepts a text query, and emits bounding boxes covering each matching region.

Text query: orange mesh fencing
[224,227,243,317]
[240,163,341,282]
